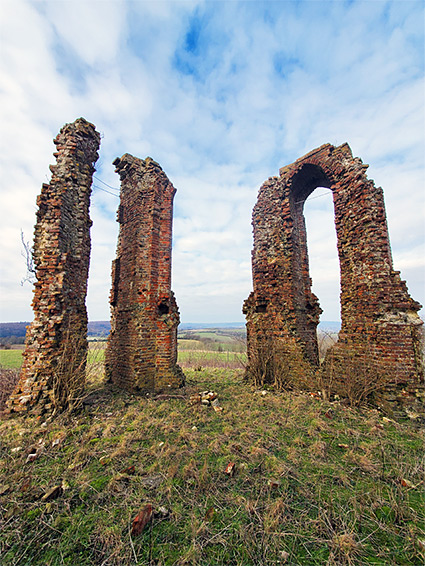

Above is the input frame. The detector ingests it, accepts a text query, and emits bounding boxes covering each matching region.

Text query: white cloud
[0,0,423,324]
[43,1,126,66]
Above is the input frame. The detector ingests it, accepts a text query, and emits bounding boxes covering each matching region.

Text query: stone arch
[243,143,423,400]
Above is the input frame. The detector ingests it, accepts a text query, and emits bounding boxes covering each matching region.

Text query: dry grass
[0,367,423,565]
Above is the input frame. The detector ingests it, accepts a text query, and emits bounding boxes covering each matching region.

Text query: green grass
[0,340,245,371]
[0,368,423,565]
[178,329,246,353]
[178,349,246,368]
[0,349,23,368]
[177,339,205,350]
[0,346,105,370]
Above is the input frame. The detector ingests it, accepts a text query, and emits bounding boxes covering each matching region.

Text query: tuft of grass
[0,368,423,565]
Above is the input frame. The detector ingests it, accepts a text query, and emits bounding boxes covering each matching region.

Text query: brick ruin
[7,118,100,414]
[7,124,423,415]
[244,143,424,412]
[105,154,184,392]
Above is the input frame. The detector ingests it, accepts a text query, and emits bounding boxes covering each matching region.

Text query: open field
[0,348,24,369]
[0,327,338,371]
[0,367,424,565]
[0,328,248,373]
[0,340,246,372]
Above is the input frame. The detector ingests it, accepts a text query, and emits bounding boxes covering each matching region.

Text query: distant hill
[179,322,245,330]
[87,321,111,336]
[0,319,341,339]
[0,321,112,339]
[0,322,29,338]
[318,320,341,331]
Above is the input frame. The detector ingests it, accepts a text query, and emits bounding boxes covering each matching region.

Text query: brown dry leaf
[400,478,416,489]
[121,465,136,475]
[268,478,281,489]
[21,479,32,493]
[338,443,349,450]
[224,462,236,477]
[204,506,215,522]
[131,504,153,536]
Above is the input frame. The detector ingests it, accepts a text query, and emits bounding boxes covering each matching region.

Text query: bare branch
[20,229,36,286]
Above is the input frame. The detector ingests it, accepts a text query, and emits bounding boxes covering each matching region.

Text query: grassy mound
[0,369,423,565]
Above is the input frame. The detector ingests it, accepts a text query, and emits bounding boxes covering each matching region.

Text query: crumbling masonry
[105,155,184,392]
[244,143,423,411]
[8,118,100,414]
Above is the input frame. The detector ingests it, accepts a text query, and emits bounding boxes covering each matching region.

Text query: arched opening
[303,187,340,323]
[303,187,340,359]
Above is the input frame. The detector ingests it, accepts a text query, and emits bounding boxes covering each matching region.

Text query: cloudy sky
[1,0,424,324]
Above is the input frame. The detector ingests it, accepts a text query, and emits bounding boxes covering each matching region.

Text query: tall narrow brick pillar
[105,155,184,392]
[244,143,423,408]
[8,118,100,414]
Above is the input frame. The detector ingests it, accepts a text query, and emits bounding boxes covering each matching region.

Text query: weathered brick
[244,143,423,411]
[105,155,184,392]
[7,118,100,414]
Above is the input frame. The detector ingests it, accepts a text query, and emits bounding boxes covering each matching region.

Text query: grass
[178,349,245,369]
[0,366,424,565]
[0,348,23,369]
[0,333,246,373]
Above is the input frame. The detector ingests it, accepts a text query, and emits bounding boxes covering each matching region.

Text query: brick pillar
[244,143,423,409]
[7,118,100,414]
[105,155,184,392]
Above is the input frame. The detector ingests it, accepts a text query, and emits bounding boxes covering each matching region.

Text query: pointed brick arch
[244,143,423,402]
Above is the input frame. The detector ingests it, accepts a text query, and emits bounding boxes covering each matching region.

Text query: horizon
[0,319,343,327]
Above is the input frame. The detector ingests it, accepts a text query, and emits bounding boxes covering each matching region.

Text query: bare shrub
[244,341,314,390]
[317,329,338,361]
[52,333,105,414]
[0,367,20,411]
[323,347,395,407]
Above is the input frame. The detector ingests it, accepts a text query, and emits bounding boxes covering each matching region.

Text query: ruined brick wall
[105,155,184,392]
[244,143,423,408]
[8,118,100,414]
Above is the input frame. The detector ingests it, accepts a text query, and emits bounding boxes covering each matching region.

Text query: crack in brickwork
[105,155,184,392]
[7,118,100,414]
[244,143,424,412]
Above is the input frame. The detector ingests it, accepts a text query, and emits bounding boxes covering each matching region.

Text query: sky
[0,0,424,324]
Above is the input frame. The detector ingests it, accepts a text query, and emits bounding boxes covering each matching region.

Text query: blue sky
[0,0,424,323]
